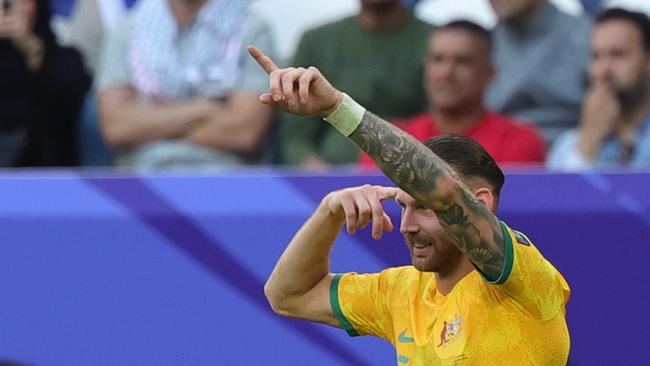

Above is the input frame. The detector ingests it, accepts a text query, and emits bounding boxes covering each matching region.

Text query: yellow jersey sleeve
[482,221,570,321]
[330,268,404,340]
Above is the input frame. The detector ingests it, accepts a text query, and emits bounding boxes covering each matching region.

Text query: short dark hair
[424,135,505,200]
[438,20,492,53]
[596,8,650,51]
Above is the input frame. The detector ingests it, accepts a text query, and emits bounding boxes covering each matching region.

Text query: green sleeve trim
[480,221,515,285]
[330,274,360,337]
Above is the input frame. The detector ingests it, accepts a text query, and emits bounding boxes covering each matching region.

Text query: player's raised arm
[248,47,506,280]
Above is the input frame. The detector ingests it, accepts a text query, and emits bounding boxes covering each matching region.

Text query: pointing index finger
[247,45,279,75]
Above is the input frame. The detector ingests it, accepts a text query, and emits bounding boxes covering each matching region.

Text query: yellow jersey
[330,222,570,365]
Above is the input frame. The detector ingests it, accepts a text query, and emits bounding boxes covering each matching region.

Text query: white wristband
[323,93,366,136]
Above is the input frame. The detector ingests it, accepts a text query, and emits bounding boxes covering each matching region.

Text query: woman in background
[0,0,90,166]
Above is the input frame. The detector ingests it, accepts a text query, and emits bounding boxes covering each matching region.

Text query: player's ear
[473,187,496,213]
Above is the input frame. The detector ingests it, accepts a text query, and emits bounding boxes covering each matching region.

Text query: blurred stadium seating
[50,0,650,63]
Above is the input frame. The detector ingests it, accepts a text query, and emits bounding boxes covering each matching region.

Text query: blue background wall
[0,170,648,365]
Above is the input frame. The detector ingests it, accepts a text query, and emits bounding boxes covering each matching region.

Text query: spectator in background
[97,0,275,170]
[282,0,434,168]
[486,0,592,144]
[359,21,545,168]
[548,8,650,170]
[0,0,90,167]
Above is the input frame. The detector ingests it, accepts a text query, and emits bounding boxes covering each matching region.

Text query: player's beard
[406,233,464,273]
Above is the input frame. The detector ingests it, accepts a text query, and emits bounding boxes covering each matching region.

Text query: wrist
[319,91,343,118]
[323,93,365,136]
[317,195,345,222]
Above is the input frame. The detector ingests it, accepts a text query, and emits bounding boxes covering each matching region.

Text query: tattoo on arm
[349,111,505,278]
[351,111,448,199]
[436,190,505,279]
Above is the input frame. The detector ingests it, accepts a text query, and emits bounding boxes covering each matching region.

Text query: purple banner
[0,170,647,365]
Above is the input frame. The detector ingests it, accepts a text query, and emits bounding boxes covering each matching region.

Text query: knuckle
[299,73,311,81]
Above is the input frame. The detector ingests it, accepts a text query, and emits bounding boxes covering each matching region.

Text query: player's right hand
[322,185,398,240]
[248,45,343,118]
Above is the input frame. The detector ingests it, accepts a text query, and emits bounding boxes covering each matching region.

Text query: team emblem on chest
[438,314,463,347]
[432,313,466,359]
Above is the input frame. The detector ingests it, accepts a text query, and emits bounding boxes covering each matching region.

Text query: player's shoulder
[383,266,434,289]
[379,265,421,278]
[363,266,427,288]
[512,229,533,247]
[501,221,536,248]
[341,266,418,280]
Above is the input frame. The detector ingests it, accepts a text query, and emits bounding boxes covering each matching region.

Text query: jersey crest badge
[433,313,466,359]
[514,230,531,246]
[438,314,463,347]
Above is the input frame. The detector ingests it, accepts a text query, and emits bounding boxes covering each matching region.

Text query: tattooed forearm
[436,195,504,279]
[349,111,505,278]
[350,111,452,206]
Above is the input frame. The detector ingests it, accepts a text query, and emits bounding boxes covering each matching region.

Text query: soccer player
[250,46,570,364]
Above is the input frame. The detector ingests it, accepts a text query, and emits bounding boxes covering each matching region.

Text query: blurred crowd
[0,0,648,171]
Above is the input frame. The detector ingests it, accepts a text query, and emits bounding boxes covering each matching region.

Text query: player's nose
[400,208,419,234]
